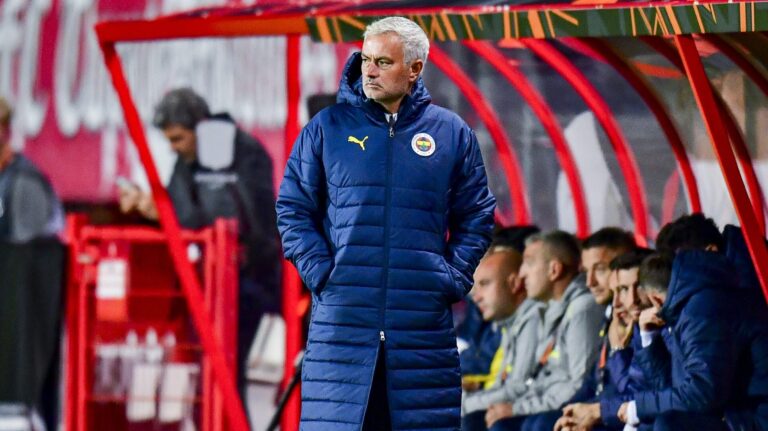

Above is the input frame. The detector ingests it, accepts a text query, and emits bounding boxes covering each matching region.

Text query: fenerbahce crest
[411,133,436,157]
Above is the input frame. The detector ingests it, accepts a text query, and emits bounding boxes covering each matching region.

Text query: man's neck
[551,276,574,301]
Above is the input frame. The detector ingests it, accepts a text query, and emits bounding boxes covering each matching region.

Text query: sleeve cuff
[640,330,658,348]
[627,400,640,426]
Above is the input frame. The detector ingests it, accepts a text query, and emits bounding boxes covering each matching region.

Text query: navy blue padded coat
[276,52,496,431]
[634,247,768,429]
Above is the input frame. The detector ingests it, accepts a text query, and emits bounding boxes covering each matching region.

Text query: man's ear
[409,60,424,83]
[507,272,521,294]
[548,260,564,282]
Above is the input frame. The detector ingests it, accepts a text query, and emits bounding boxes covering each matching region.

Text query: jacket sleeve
[276,121,334,293]
[635,312,736,420]
[513,300,604,416]
[632,333,671,390]
[445,128,496,301]
[166,160,209,229]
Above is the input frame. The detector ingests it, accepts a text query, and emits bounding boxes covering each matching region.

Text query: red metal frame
[464,40,590,238]
[522,39,650,245]
[281,34,303,431]
[566,38,702,217]
[64,217,239,431]
[674,34,768,304]
[642,37,767,235]
[430,44,532,225]
[97,42,249,430]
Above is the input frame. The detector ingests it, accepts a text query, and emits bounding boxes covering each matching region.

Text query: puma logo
[348,135,368,151]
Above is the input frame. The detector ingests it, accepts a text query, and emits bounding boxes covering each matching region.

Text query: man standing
[276,17,496,431]
[119,88,281,409]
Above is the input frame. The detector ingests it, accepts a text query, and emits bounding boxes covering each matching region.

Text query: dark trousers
[463,410,488,431]
[488,411,562,431]
[652,412,729,431]
[363,347,391,431]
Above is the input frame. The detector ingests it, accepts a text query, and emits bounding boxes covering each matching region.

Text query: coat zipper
[381,114,396,341]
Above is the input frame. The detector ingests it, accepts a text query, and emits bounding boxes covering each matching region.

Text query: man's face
[582,246,621,305]
[616,267,646,325]
[361,32,421,112]
[519,241,553,302]
[164,124,197,162]
[471,252,521,322]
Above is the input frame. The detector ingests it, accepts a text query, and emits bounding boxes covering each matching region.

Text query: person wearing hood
[276,16,496,431]
[618,214,768,431]
[118,88,282,414]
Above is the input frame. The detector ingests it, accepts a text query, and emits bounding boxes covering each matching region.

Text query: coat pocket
[439,257,464,303]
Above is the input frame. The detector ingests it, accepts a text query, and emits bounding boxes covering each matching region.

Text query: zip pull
[380,330,386,341]
[386,114,396,138]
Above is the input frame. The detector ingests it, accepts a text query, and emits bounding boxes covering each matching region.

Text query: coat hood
[661,250,737,323]
[336,51,432,122]
[722,224,761,292]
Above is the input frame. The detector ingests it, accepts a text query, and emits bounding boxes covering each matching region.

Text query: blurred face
[471,252,522,322]
[582,246,621,305]
[164,124,197,162]
[361,32,422,113]
[519,241,553,302]
[616,267,645,325]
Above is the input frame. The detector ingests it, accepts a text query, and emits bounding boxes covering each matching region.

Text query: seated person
[461,247,543,431]
[482,231,604,431]
[619,214,768,431]
[459,226,540,393]
[554,248,652,431]
[581,227,636,308]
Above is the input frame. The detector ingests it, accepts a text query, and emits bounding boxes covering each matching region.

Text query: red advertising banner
[1,0,350,202]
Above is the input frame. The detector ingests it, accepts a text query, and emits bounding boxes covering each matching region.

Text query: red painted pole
[281,33,303,431]
[464,40,590,238]
[429,45,531,226]
[642,37,766,235]
[674,34,768,305]
[98,42,249,431]
[522,39,650,245]
[568,38,702,216]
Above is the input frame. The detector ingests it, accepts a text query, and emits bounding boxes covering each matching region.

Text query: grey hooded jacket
[463,299,544,414]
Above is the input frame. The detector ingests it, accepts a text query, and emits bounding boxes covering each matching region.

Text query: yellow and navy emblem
[348,135,368,151]
[411,133,436,157]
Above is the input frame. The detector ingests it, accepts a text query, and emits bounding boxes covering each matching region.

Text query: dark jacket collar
[336,51,432,126]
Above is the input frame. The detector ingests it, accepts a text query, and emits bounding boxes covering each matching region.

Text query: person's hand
[485,403,513,428]
[553,415,577,431]
[136,192,159,220]
[461,378,481,392]
[639,296,665,332]
[607,318,631,350]
[564,403,600,430]
[118,183,142,213]
[617,402,629,423]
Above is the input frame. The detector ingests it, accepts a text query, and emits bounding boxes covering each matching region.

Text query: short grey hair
[525,230,581,276]
[152,87,210,130]
[363,17,430,66]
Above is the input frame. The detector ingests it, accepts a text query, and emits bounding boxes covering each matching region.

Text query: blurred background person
[118,88,281,413]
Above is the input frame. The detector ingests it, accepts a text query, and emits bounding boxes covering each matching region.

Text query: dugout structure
[94,1,768,430]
